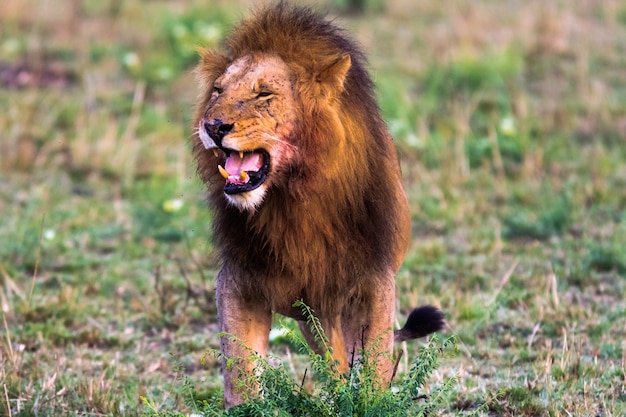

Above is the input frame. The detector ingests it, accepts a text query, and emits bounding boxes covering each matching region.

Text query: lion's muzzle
[203,119,233,149]
[198,119,271,197]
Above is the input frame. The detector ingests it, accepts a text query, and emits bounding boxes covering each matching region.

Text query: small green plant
[146,301,456,416]
[502,191,572,240]
[584,243,626,275]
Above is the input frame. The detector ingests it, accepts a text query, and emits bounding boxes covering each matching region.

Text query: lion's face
[197,54,298,211]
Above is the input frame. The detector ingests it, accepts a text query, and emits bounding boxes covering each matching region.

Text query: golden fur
[192,3,443,408]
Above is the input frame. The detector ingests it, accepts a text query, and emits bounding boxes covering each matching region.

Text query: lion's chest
[218,194,384,315]
[258,246,369,317]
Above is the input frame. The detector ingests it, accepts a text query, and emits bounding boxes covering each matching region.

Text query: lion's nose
[204,120,234,147]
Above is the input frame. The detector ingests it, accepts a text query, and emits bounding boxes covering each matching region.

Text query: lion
[192,3,444,408]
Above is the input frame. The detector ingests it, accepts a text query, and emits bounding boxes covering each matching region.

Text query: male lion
[192,3,444,408]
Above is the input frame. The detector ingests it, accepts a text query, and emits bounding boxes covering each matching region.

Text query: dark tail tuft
[394,305,445,343]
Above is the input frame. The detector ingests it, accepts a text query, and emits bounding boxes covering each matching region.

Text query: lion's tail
[393,305,445,343]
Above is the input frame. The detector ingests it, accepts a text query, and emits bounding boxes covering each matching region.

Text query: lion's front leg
[216,269,272,408]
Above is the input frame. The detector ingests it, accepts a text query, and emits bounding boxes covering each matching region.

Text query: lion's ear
[317,54,351,94]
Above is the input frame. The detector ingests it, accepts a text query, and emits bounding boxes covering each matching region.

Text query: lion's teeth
[213,149,219,157]
[239,151,244,159]
[239,171,249,182]
[218,165,229,179]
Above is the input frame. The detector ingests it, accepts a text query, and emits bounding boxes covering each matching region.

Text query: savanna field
[1,0,625,416]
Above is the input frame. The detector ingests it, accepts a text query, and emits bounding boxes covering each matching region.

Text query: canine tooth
[239,171,249,182]
[213,149,219,157]
[239,151,244,159]
[218,165,229,179]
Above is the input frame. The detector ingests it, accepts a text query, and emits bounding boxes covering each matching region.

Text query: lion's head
[193,4,375,213]
[196,53,301,210]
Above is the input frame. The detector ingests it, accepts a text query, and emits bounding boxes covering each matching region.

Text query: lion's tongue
[223,152,262,184]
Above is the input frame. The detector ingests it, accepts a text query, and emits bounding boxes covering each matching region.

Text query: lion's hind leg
[340,278,397,386]
[297,316,350,375]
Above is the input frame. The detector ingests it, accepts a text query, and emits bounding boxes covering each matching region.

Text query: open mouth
[217,149,270,195]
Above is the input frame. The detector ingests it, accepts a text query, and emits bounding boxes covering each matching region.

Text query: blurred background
[1,0,625,415]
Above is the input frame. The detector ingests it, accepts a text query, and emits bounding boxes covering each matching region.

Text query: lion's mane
[193,3,408,317]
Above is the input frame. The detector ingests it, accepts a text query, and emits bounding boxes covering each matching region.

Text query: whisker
[259,133,297,149]
[223,133,296,151]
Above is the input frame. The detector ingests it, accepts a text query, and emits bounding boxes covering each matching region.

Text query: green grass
[2,0,626,416]
[153,303,460,417]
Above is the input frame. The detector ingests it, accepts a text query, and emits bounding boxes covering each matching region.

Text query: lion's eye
[256,91,273,99]
[213,86,223,95]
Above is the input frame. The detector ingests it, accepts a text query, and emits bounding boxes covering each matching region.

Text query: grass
[1,0,625,416]
[156,303,460,417]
